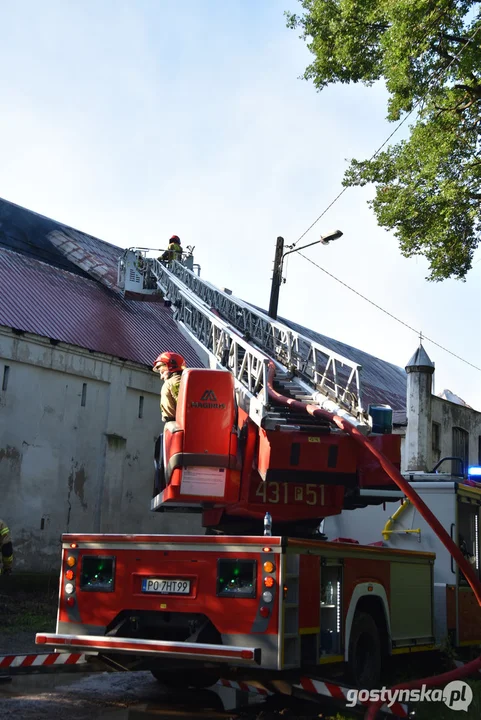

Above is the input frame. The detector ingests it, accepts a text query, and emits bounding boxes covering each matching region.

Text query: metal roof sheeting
[0,248,202,369]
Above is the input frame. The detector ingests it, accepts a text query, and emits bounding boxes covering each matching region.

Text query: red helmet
[153,351,186,373]
[170,235,181,244]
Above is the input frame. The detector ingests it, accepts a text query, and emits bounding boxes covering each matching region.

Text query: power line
[298,251,481,372]
[290,19,481,249]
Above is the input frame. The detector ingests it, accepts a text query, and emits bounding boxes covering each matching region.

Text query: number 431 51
[255,481,324,505]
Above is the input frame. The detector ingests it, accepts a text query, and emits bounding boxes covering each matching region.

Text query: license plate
[141,578,191,594]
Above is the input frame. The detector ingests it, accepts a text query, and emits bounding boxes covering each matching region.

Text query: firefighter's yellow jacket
[160,242,182,263]
[160,372,182,422]
[0,519,13,574]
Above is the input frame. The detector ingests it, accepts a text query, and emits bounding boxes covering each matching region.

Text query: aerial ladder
[118,247,401,536]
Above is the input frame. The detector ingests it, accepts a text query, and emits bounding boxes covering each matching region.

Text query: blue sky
[1,0,480,408]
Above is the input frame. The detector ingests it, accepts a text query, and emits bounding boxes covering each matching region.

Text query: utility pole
[267,230,343,321]
[268,236,284,320]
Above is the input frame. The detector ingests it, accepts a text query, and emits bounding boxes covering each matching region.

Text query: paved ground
[0,670,317,720]
[0,671,226,720]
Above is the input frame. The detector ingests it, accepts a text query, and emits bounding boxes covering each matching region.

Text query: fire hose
[267,361,481,719]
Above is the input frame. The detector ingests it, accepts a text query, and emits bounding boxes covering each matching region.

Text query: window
[138,395,144,419]
[81,383,87,407]
[2,365,9,391]
[452,427,469,475]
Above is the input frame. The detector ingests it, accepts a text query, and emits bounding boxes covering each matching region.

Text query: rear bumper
[35,633,261,665]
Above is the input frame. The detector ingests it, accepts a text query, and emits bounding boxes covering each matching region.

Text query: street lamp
[267,230,343,320]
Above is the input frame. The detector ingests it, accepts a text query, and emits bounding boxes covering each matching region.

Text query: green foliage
[286,0,481,280]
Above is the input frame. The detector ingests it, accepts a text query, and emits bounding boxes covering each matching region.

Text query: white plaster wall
[0,327,202,571]
[431,396,481,471]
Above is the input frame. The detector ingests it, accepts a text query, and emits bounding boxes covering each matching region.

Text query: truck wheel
[347,611,381,689]
[151,668,219,689]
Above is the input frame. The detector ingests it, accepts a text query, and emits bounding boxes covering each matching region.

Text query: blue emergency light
[467,466,481,477]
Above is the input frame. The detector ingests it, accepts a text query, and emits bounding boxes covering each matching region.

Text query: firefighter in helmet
[153,351,186,423]
[159,235,182,264]
[0,519,13,575]
[152,352,186,496]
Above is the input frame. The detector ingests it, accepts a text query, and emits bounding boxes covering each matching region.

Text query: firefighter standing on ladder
[0,519,13,575]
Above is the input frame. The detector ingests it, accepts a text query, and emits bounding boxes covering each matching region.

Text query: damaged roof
[0,196,407,410]
[0,198,202,368]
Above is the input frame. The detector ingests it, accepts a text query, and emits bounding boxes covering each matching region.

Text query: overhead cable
[298,251,481,372]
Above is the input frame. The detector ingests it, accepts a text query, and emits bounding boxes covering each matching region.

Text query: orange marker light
[263,547,272,552]
[264,576,274,588]
[263,561,274,573]
[70,543,77,549]
[67,556,76,567]
[65,570,74,581]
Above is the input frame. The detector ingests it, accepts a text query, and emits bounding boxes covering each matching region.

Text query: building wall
[405,359,481,473]
[0,326,202,571]
[431,396,481,471]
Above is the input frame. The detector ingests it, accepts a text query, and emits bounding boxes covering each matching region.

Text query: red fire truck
[35,250,481,694]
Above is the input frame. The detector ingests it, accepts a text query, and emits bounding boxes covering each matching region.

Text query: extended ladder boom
[121,250,370,430]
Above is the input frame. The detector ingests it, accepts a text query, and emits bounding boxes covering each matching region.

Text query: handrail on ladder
[148,258,367,425]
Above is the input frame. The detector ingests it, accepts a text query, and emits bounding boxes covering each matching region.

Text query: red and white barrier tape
[294,678,408,717]
[217,676,408,717]
[0,655,408,716]
[216,678,271,695]
[0,652,87,670]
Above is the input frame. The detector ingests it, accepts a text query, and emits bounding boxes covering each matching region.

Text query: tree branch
[441,32,473,45]
[454,83,481,99]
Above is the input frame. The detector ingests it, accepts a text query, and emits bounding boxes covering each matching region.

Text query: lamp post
[267,230,343,320]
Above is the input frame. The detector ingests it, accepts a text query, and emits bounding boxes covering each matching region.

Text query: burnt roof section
[0,197,121,285]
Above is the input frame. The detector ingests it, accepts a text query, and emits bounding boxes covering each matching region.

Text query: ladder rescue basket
[154,369,240,509]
